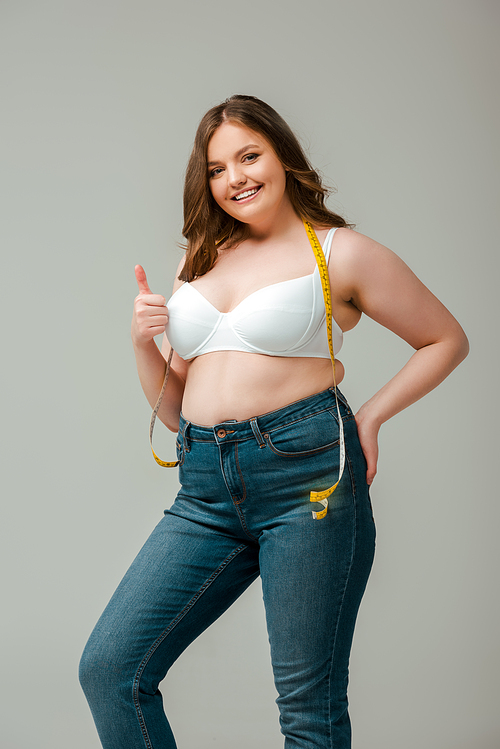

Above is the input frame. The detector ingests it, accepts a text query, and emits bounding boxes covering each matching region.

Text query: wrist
[355,400,384,433]
[131,333,158,354]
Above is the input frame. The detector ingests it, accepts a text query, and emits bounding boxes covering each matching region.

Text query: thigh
[259,417,376,746]
[83,511,260,688]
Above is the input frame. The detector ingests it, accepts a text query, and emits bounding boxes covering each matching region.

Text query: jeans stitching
[263,405,333,433]
[264,434,340,458]
[327,448,357,748]
[183,394,353,443]
[233,442,247,505]
[131,543,249,747]
[175,439,185,467]
[182,419,190,454]
[329,409,355,427]
[233,503,259,543]
[184,409,354,443]
[263,410,340,457]
[230,445,259,541]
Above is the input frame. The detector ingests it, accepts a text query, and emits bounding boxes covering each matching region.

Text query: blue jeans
[79,388,376,748]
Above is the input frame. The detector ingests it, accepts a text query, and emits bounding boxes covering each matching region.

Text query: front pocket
[263,409,339,458]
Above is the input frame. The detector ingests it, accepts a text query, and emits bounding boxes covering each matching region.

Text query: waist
[180,351,345,426]
[179,386,352,443]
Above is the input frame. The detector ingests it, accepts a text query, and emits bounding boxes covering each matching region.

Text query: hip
[174,386,371,530]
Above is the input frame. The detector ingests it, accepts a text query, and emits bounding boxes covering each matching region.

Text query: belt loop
[250,417,266,448]
[182,419,191,453]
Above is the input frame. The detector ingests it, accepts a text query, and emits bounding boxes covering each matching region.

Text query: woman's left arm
[331,229,469,485]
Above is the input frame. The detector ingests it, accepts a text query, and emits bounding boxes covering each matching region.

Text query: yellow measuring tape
[303,221,345,519]
[149,220,345,518]
[149,346,179,468]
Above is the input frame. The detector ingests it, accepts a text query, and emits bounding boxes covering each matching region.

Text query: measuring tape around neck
[303,221,345,519]
[149,221,345,518]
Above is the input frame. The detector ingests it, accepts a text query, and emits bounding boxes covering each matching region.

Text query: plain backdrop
[1,1,498,747]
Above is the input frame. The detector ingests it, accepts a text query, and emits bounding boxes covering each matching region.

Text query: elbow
[461,334,470,362]
[458,326,470,363]
[431,323,469,374]
[451,325,469,367]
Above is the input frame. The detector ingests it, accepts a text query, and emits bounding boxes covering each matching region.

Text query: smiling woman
[180,95,351,284]
[79,94,469,749]
[207,125,288,223]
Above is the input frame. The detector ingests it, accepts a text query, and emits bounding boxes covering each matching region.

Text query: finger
[135,293,167,307]
[147,325,169,337]
[146,313,169,327]
[365,453,377,485]
[135,264,153,294]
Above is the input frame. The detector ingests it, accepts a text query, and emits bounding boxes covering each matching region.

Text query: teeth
[234,187,259,201]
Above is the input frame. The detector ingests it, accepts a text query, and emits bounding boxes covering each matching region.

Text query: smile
[232,186,262,201]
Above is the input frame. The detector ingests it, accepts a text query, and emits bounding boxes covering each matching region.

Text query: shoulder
[329,227,412,297]
[330,226,392,258]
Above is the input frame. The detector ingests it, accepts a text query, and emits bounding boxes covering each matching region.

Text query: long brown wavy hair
[180,94,353,282]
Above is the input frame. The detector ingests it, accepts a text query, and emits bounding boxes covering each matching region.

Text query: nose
[227,164,246,187]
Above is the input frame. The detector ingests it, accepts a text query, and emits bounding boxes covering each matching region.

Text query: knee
[79,638,104,699]
[79,633,122,703]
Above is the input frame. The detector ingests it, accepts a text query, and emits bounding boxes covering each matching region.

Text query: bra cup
[229,277,316,354]
[166,284,222,359]
[165,238,344,360]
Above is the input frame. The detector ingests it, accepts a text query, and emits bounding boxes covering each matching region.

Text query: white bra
[166,227,343,361]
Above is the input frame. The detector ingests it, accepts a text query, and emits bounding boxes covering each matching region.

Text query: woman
[80,95,468,748]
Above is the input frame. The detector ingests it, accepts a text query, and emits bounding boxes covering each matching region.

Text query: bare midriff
[180,352,345,426]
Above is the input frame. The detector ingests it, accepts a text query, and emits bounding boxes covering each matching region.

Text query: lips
[231,185,262,201]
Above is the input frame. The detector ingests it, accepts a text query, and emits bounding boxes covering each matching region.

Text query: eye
[209,167,224,178]
[243,153,258,163]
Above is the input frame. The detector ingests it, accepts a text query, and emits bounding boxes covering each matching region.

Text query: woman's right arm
[131,263,188,432]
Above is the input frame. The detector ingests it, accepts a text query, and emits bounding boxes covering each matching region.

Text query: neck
[244,196,303,242]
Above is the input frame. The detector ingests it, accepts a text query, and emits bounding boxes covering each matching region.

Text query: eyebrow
[207,144,261,168]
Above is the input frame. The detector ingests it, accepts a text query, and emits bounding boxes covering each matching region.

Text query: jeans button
[217,429,226,438]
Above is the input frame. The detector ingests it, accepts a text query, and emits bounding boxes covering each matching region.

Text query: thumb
[135,264,153,294]
[364,440,378,486]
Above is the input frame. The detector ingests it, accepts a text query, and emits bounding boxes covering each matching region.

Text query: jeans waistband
[178,387,352,446]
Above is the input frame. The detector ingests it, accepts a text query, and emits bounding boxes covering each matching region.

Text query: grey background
[1,1,498,747]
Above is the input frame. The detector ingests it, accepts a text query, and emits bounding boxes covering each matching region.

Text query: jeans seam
[182,419,191,453]
[233,442,247,505]
[233,503,259,543]
[131,543,249,748]
[264,434,340,458]
[175,439,185,467]
[327,448,357,748]
[329,410,355,427]
[231,444,259,541]
[263,405,334,434]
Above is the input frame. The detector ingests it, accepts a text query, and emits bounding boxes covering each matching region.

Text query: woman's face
[207,121,290,225]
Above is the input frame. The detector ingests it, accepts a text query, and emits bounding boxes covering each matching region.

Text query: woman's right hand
[131,265,169,347]
[354,405,381,486]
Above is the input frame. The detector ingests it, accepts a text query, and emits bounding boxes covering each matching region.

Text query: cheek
[209,182,224,206]
[210,183,234,215]
[269,161,287,189]
[272,168,287,197]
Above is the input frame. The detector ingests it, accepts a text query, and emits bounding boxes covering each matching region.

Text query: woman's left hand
[354,406,380,486]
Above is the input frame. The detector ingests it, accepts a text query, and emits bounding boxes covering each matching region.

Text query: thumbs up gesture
[131,265,169,347]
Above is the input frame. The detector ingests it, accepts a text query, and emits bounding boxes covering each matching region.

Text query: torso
[167,224,361,426]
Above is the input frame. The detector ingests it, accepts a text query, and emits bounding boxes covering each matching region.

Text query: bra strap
[303,221,345,519]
